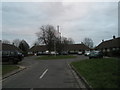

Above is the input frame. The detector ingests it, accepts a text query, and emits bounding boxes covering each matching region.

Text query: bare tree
[12,39,21,47]
[56,37,74,53]
[36,25,75,53]
[33,40,41,46]
[36,25,57,52]
[83,37,94,48]
[67,38,75,44]
[2,40,11,44]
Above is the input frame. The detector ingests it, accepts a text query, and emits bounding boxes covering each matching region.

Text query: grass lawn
[2,65,19,75]
[71,58,120,88]
[36,55,77,60]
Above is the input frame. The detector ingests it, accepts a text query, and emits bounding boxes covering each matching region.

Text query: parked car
[77,51,83,55]
[68,51,78,54]
[60,51,68,55]
[36,52,43,56]
[51,51,56,55]
[2,50,24,64]
[50,51,58,55]
[84,51,90,56]
[42,51,50,55]
[89,51,103,59]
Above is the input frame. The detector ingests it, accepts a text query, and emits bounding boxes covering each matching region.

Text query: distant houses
[95,36,120,56]
[28,44,90,55]
[28,36,120,57]
[2,36,119,57]
[64,44,90,53]
[28,45,47,55]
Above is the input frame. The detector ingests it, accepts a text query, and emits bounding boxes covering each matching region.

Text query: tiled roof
[96,37,120,49]
[65,44,90,51]
[29,44,90,52]
[28,45,47,52]
[2,43,23,52]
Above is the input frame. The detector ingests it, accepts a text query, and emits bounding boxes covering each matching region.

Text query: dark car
[2,50,24,64]
[36,52,43,56]
[89,51,103,59]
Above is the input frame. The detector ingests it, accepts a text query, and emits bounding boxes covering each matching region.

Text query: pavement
[2,55,89,89]
[2,65,26,79]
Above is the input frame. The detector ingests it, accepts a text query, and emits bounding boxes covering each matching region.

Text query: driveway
[2,55,88,88]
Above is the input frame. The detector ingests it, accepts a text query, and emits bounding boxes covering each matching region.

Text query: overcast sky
[1,2,118,47]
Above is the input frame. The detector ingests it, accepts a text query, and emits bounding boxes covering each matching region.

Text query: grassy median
[71,58,120,88]
[2,65,19,75]
[36,55,77,60]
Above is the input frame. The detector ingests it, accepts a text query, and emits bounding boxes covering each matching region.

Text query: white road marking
[39,69,48,79]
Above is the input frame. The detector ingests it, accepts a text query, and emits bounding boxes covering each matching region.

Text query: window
[2,51,8,55]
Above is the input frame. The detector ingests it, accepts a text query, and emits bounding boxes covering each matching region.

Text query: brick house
[95,36,120,56]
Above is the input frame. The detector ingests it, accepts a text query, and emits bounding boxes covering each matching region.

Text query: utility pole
[57,25,59,32]
[57,25,61,42]
[54,25,60,57]
[54,38,56,57]
[54,25,61,56]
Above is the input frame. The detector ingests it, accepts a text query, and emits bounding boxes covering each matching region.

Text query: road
[2,55,88,88]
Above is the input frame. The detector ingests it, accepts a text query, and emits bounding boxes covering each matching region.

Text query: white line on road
[39,69,48,79]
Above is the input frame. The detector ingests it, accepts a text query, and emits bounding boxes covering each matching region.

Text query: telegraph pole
[54,38,56,57]
[57,25,61,41]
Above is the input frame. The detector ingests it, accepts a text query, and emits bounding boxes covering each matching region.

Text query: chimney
[113,35,115,39]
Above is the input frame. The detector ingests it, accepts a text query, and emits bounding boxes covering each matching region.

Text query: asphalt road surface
[2,55,88,88]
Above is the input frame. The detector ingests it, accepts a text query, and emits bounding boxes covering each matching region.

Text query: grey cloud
[2,2,118,46]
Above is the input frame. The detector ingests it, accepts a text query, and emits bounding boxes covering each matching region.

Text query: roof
[96,37,120,49]
[2,43,23,52]
[28,45,47,52]
[65,44,90,51]
[29,44,90,52]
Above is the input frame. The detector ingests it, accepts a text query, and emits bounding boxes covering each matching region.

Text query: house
[64,44,90,54]
[2,43,23,53]
[95,36,120,56]
[28,44,90,55]
[28,45,47,55]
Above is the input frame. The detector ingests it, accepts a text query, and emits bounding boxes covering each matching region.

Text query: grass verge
[2,65,19,75]
[71,58,120,88]
[36,55,77,60]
